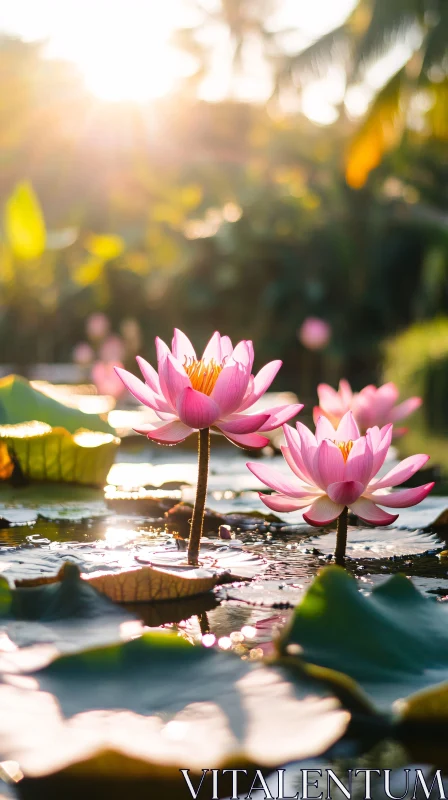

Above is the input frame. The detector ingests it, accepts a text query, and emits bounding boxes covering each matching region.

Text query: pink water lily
[115,329,302,565]
[247,412,434,528]
[115,329,302,449]
[313,379,421,437]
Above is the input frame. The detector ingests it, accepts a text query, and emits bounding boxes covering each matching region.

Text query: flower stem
[188,427,210,566]
[197,611,210,635]
[335,506,348,566]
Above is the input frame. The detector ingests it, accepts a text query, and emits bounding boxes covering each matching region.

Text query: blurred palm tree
[179,1,448,185]
[275,0,448,187]
[172,0,287,95]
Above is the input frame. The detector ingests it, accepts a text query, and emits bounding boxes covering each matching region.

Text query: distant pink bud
[86,312,110,341]
[92,361,126,398]
[99,335,125,363]
[298,317,331,350]
[72,342,94,366]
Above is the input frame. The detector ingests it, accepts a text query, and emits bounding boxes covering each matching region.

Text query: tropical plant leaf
[0,630,350,797]
[3,181,46,260]
[425,79,448,140]
[281,25,351,83]
[0,375,114,434]
[345,67,407,188]
[278,566,448,711]
[0,423,119,486]
[421,0,448,72]
[353,0,421,71]
[0,562,141,655]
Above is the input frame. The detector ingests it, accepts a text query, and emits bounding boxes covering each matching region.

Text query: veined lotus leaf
[0,631,350,800]
[277,566,448,711]
[16,560,240,603]
[0,563,141,655]
[0,422,119,486]
[0,375,114,434]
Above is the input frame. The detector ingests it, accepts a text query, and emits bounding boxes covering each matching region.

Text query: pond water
[0,443,448,798]
[1,443,447,642]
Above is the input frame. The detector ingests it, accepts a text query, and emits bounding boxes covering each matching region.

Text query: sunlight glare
[0,0,197,103]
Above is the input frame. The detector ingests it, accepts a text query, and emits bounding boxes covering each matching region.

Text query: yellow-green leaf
[85,233,124,260]
[345,69,406,189]
[0,423,119,486]
[72,255,104,286]
[4,181,46,260]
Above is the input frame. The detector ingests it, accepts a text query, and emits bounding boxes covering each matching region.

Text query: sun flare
[0,0,197,103]
[0,0,362,110]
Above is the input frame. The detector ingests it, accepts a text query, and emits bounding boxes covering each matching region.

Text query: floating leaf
[0,508,37,527]
[0,423,119,486]
[0,482,107,527]
[0,563,141,654]
[278,567,448,711]
[135,542,267,580]
[396,682,448,770]
[0,631,350,796]
[15,550,252,603]
[3,182,46,260]
[85,565,228,602]
[390,497,448,530]
[84,233,124,260]
[305,526,442,559]
[0,376,114,434]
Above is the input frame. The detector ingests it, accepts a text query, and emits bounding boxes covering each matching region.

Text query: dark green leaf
[0,630,350,795]
[0,562,140,654]
[279,566,448,710]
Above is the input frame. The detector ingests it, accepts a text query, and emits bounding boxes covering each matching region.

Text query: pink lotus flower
[247,412,434,526]
[115,329,303,448]
[313,379,421,437]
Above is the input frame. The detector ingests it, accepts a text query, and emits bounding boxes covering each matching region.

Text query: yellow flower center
[335,440,354,462]
[184,358,223,395]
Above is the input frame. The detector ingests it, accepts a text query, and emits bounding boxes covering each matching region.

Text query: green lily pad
[0,630,350,799]
[0,563,141,655]
[0,376,114,435]
[278,566,448,711]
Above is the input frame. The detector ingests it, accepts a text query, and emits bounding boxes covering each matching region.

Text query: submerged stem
[188,427,210,566]
[335,506,348,566]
